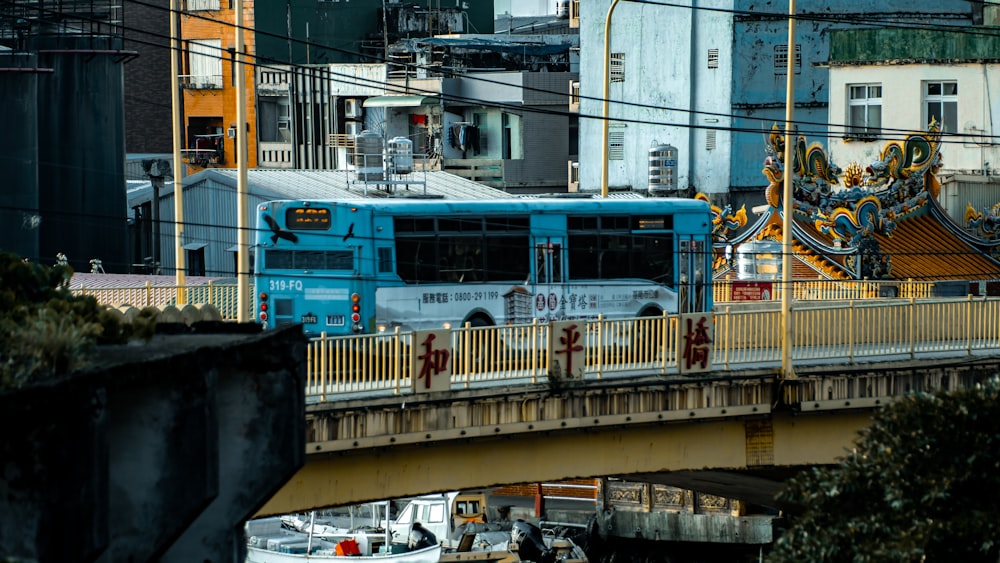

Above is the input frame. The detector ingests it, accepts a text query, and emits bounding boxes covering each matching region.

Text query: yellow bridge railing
[713,279,934,304]
[305,297,1000,402]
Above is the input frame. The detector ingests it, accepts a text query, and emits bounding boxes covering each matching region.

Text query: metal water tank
[354,131,384,181]
[647,143,678,196]
[387,136,414,175]
[736,239,782,281]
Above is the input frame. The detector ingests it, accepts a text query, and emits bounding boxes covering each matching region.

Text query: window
[258,97,291,143]
[567,215,672,282]
[187,247,206,277]
[188,39,223,88]
[394,216,530,283]
[774,44,801,74]
[609,124,625,161]
[610,52,625,83]
[924,81,957,132]
[185,0,220,10]
[377,247,393,273]
[707,49,719,70]
[473,112,488,153]
[847,84,881,141]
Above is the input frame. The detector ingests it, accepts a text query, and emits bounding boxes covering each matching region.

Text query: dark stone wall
[0,324,306,562]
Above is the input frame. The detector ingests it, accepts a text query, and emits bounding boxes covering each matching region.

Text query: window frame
[610,52,625,83]
[187,39,223,89]
[846,83,882,142]
[923,80,958,133]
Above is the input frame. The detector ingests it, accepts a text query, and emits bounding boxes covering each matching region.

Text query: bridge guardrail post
[909,297,916,359]
[317,332,327,400]
[967,295,973,356]
[393,327,402,395]
[848,300,855,363]
[721,306,730,371]
[660,310,669,375]
[595,314,604,379]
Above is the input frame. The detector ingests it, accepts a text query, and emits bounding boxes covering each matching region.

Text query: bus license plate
[327,314,345,326]
[301,314,318,324]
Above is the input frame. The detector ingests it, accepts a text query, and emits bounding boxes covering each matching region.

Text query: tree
[768,377,1000,562]
[0,251,153,390]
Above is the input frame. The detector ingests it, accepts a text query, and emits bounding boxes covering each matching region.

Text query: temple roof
[709,124,1000,283]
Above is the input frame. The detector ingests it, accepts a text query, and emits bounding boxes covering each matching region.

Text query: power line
[45,0,1000,146]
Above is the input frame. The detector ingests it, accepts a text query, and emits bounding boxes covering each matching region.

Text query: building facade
[575,0,979,206]
[825,26,1000,227]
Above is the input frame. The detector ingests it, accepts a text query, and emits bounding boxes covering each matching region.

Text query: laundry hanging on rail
[448,123,481,155]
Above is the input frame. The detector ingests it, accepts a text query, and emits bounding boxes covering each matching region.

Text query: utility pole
[780,0,797,380]
[235,0,250,322]
[170,0,187,299]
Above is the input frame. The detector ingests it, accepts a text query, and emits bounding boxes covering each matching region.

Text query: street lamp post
[600,0,622,198]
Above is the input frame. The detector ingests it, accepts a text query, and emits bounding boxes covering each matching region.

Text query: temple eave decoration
[752,120,945,280]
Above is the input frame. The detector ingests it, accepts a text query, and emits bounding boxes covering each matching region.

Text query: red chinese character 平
[682,316,713,370]
[554,323,584,375]
[417,332,451,389]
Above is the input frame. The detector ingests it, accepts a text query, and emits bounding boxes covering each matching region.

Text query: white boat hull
[247,542,441,563]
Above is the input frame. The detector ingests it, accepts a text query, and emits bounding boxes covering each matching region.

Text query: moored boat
[245,516,441,563]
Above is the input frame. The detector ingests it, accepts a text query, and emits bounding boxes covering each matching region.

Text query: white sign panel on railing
[410,329,452,393]
[548,320,586,379]
[677,313,713,375]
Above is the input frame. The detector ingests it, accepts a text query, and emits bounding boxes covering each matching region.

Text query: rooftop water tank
[736,239,783,281]
[387,136,413,175]
[648,143,677,196]
[354,131,384,181]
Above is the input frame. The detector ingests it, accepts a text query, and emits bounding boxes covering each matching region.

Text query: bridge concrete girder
[261,357,1000,516]
[259,375,873,516]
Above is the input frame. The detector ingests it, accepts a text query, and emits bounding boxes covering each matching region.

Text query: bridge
[256,296,1000,516]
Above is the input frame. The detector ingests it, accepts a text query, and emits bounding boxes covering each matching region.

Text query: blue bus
[253,197,713,336]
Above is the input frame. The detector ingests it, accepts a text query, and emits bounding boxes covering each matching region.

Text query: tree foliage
[0,251,151,390]
[768,377,1000,562]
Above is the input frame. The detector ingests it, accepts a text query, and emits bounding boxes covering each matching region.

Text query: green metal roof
[828,28,1000,65]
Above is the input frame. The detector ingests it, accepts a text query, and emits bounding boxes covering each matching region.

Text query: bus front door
[678,239,707,313]
[532,238,566,322]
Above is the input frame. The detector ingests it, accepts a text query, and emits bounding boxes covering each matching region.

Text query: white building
[576,0,733,197]
[824,26,1000,225]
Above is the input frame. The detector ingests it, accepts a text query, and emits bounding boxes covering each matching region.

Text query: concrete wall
[828,62,1000,175]
[0,324,306,562]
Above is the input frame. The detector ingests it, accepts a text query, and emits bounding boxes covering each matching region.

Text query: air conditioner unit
[344,121,362,137]
[344,98,362,118]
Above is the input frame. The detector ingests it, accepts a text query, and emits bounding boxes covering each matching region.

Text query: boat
[245,515,442,563]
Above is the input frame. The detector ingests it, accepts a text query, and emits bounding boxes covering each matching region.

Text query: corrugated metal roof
[127,168,511,207]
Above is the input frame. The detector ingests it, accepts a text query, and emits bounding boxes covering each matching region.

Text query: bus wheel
[460,314,495,373]
[466,314,493,327]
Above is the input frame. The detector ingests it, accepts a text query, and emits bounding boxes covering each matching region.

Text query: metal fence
[305,297,1000,402]
[712,279,935,304]
[71,281,247,321]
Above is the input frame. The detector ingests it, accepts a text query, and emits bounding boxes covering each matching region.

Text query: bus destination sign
[286,207,332,230]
